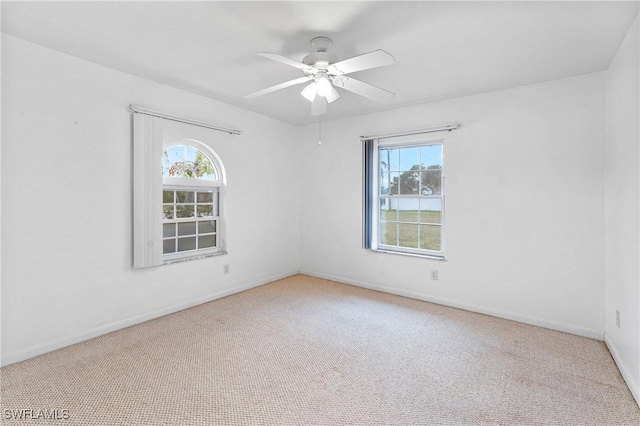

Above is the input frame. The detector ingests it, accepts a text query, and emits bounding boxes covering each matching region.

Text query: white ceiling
[2,1,638,126]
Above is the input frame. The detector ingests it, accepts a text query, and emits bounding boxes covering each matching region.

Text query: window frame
[368,136,446,259]
[161,140,226,263]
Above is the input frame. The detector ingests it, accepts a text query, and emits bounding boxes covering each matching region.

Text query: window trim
[366,136,446,259]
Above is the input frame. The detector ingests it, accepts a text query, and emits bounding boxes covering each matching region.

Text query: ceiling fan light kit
[301,82,317,102]
[314,74,333,97]
[246,36,395,116]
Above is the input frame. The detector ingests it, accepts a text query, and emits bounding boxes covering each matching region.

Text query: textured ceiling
[2,1,638,126]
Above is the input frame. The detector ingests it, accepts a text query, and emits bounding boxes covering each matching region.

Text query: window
[133,112,230,268]
[364,137,445,258]
[162,144,223,261]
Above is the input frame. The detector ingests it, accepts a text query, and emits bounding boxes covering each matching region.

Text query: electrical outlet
[223,264,230,275]
[616,310,620,328]
[431,270,439,280]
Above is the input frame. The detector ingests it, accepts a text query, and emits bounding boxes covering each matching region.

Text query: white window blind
[133,113,163,268]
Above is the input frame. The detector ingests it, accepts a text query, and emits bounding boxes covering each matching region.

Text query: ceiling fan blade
[338,77,395,103]
[245,76,311,99]
[257,52,314,71]
[327,50,394,76]
[310,96,327,116]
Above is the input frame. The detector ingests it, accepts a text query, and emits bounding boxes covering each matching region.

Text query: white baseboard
[605,332,640,408]
[1,269,298,367]
[299,269,604,341]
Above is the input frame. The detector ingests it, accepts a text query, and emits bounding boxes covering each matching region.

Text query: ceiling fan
[245,36,395,116]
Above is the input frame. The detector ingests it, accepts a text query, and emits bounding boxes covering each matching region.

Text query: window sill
[163,250,228,265]
[369,248,446,261]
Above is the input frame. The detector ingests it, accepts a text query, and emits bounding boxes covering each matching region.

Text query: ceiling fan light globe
[326,86,340,104]
[315,75,332,97]
[301,83,317,102]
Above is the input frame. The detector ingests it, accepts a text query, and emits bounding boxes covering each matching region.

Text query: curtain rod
[129,105,242,135]
[360,122,461,140]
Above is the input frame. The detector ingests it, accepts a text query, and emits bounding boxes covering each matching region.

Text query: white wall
[1,35,300,366]
[299,72,606,339]
[604,16,640,405]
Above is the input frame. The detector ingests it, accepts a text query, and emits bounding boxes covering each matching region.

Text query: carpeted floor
[1,274,639,425]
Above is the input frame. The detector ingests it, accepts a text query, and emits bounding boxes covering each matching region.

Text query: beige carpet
[1,274,639,425]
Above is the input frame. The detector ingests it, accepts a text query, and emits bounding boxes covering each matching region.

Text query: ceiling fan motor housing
[303,37,338,71]
[302,52,338,70]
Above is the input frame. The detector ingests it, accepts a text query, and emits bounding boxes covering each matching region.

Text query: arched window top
[163,144,218,181]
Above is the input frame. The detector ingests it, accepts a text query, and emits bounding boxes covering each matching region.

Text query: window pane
[420,199,442,224]
[163,146,217,181]
[163,223,176,238]
[379,150,389,174]
[197,191,214,203]
[178,222,197,236]
[398,223,419,248]
[399,147,420,171]
[379,148,399,172]
[198,220,216,234]
[421,145,442,168]
[399,170,420,195]
[421,170,442,195]
[420,225,441,251]
[163,205,175,220]
[163,146,184,177]
[380,221,398,246]
[177,237,197,252]
[197,204,213,218]
[388,172,400,195]
[198,234,216,249]
[163,239,176,254]
[380,173,391,195]
[194,154,216,180]
[163,191,174,203]
[397,199,419,223]
[380,199,396,222]
[176,191,195,203]
[176,205,195,218]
